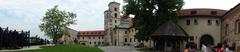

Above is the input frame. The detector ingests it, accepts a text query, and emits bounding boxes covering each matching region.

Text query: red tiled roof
[78,30,105,36]
[178,8,227,17]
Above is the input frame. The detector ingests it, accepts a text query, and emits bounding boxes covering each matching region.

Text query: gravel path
[99,46,140,52]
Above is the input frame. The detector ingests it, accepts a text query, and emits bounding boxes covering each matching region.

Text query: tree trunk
[53,38,58,44]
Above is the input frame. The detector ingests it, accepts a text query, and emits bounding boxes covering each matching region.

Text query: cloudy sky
[0,0,239,39]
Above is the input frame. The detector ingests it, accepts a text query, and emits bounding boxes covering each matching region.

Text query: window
[211,11,217,15]
[130,38,132,42]
[98,36,100,39]
[102,36,104,39]
[114,8,117,11]
[89,42,91,44]
[208,20,212,25]
[191,11,197,15]
[89,36,91,39]
[124,38,127,42]
[114,13,117,18]
[236,20,240,33]
[115,20,117,23]
[225,24,229,35]
[186,20,190,25]
[82,37,84,39]
[94,42,96,44]
[93,36,95,39]
[216,20,219,25]
[109,19,112,22]
[194,19,198,25]
[125,31,127,34]
[98,42,101,45]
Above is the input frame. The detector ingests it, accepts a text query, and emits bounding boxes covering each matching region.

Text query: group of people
[184,42,235,52]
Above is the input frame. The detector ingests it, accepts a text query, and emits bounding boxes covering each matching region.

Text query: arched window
[236,20,240,33]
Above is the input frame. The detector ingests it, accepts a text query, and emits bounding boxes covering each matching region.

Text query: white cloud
[183,0,240,10]
[0,0,123,39]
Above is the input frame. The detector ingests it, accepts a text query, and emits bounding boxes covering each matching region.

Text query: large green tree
[39,5,76,44]
[123,0,184,41]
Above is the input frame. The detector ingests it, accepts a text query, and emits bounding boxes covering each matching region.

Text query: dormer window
[211,11,217,15]
[191,11,197,15]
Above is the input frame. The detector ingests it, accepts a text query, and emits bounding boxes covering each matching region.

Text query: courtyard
[0,0,240,52]
[99,46,140,52]
[19,44,103,52]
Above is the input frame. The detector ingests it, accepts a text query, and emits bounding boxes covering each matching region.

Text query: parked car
[134,43,144,48]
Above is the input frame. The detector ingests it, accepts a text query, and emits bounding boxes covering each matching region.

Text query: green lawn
[20,44,103,52]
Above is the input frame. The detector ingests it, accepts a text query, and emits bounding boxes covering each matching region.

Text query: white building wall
[178,17,221,48]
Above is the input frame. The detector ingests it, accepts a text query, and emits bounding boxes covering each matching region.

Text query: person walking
[201,44,207,52]
[215,43,224,52]
[224,45,233,52]
[189,43,197,52]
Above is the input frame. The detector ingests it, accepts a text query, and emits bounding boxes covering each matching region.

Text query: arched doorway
[200,34,214,46]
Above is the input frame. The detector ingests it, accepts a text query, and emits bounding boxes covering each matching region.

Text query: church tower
[104,1,121,45]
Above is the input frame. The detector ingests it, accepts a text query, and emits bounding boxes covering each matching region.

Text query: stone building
[77,30,105,46]
[178,8,227,48]
[104,1,121,45]
[222,3,240,47]
[104,1,138,46]
[60,27,78,44]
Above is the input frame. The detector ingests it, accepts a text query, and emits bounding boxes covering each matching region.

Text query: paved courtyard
[99,46,140,52]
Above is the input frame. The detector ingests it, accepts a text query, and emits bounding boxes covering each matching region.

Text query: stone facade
[60,2,240,50]
[60,27,78,44]
[178,8,227,48]
[104,1,138,46]
[222,3,240,47]
[104,1,121,45]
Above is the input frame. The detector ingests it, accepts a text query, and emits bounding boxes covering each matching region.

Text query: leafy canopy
[39,5,76,43]
[123,0,184,41]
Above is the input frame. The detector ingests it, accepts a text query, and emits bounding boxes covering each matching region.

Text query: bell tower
[104,1,121,45]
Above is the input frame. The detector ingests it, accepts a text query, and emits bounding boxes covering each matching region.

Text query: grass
[20,44,103,52]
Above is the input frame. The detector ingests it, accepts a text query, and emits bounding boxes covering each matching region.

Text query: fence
[0,27,30,49]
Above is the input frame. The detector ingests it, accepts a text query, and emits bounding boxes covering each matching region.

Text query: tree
[39,5,76,44]
[123,0,184,41]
